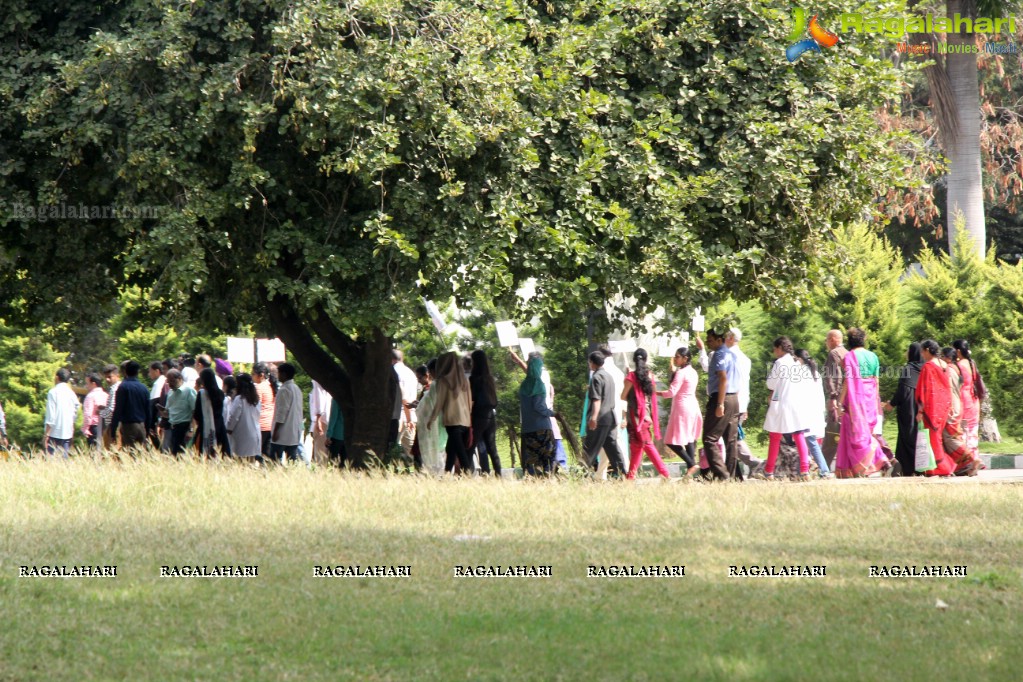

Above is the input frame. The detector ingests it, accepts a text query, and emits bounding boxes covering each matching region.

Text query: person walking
[761,337,812,480]
[43,368,80,457]
[420,352,474,475]
[622,349,670,480]
[657,346,702,477]
[883,343,923,476]
[469,349,501,476]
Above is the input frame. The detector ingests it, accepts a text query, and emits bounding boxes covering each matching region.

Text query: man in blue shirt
[109,360,153,449]
[701,328,741,480]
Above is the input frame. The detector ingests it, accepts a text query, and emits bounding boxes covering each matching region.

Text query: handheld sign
[424,300,448,334]
[256,338,287,363]
[227,337,255,364]
[691,307,705,332]
[518,338,536,356]
[607,339,637,354]
[495,321,519,347]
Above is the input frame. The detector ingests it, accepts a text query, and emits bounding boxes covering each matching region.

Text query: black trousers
[444,425,475,474]
[169,422,191,456]
[328,439,348,467]
[472,412,501,474]
[582,420,627,477]
[702,393,740,480]
[260,430,272,457]
[667,443,697,468]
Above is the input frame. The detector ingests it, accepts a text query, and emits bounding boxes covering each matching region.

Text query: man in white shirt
[44,368,81,457]
[392,349,419,459]
[725,327,764,477]
[147,361,166,447]
[270,362,304,462]
[180,356,199,390]
[308,379,333,463]
[99,363,121,449]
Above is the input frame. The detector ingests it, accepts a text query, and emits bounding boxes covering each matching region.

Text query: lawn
[1,457,1021,681]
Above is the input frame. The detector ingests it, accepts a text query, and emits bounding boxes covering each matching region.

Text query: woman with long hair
[194,367,229,456]
[941,347,979,475]
[420,351,474,475]
[226,373,261,458]
[415,359,448,475]
[883,342,923,476]
[762,337,812,480]
[656,346,702,477]
[835,328,887,478]
[469,349,501,476]
[622,348,670,480]
[952,339,983,466]
[794,348,831,477]
[518,354,558,476]
[916,340,954,476]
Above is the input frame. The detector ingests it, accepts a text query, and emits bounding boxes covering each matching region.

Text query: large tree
[1,0,912,462]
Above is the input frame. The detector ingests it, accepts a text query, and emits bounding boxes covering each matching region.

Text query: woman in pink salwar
[835,328,888,478]
[622,348,670,480]
[657,346,702,477]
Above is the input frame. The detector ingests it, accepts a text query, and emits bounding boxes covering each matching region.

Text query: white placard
[256,338,287,363]
[518,338,536,356]
[657,338,676,358]
[424,300,448,333]
[607,339,637,354]
[495,321,519,347]
[227,337,255,364]
[691,315,705,332]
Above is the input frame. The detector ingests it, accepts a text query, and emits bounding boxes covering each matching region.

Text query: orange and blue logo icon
[786,8,840,61]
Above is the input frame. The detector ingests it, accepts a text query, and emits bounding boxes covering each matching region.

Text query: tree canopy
[1,0,915,459]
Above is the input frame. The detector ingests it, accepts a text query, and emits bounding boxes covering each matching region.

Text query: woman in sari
[518,354,557,476]
[916,340,955,476]
[952,339,983,465]
[883,343,922,476]
[835,328,887,478]
[622,348,670,480]
[942,348,980,475]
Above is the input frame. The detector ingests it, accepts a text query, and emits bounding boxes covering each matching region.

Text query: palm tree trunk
[945,0,986,256]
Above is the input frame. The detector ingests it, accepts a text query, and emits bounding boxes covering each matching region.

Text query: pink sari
[835,349,886,477]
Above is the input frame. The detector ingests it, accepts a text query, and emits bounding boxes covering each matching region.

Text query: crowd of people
[13,327,988,480]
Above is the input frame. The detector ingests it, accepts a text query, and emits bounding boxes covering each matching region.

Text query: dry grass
[1,455,1021,681]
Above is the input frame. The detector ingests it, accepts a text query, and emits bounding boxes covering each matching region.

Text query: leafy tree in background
[1,0,915,463]
[0,322,68,446]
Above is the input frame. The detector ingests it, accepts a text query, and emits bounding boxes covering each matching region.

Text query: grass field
[1,457,1021,681]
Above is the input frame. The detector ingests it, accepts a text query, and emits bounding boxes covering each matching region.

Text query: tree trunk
[945,0,986,256]
[266,294,396,467]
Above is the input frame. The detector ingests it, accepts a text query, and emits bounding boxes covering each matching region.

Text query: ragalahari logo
[786,8,840,61]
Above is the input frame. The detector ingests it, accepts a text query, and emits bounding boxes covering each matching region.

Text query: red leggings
[765,432,810,475]
[627,429,670,479]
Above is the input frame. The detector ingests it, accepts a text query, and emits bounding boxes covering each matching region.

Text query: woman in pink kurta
[953,339,982,464]
[657,346,702,476]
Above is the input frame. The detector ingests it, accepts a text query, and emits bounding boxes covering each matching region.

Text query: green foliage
[816,223,908,395]
[983,260,1023,437]
[901,229,995,344]
[0,321,68,446]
